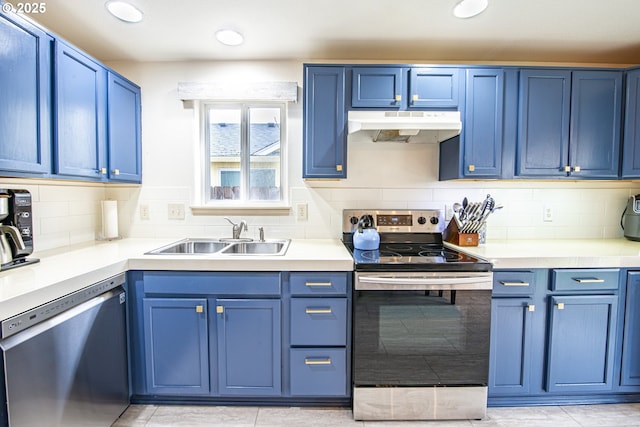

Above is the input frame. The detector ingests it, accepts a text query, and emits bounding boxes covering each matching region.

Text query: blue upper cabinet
[108,72,142,183]
[0,11,52,175]
[409,67,460,109]
[569,71,622,178]
[54,40,108,180]
[517,69,622,178]
[352,67,404,108]
[622,69,640,178]
[303,65,347,178]
[351,66,461,109]
[517,69,571,177]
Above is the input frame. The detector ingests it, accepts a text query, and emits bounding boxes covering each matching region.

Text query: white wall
[3,59,640,253]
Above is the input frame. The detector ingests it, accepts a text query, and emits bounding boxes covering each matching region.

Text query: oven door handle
[356,274,493,290]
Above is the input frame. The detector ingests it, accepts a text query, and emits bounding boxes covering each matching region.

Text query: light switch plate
[168,203,185,220]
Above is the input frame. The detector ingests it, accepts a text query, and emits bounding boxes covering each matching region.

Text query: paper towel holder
[97,200,122,241]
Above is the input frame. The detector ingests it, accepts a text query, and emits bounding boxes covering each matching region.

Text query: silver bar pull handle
[500,281,530,287]
[305,282,332,287]
[305,358,332,365]
[572,278,605,283]
[305,308,332,314]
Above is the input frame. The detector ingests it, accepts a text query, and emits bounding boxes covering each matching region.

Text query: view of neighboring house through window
[206,103,284,202]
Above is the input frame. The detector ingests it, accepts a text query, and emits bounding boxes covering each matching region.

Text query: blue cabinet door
[142,298,210,395]
[569,71,622,178]
[54,41,108,180]
[489,297,534,396]
[107,72,142,182]
[517,69,571,177]
[408,68,460,108]
[621,271,640,388]
[622,69,640,178]
[463,68,504,178]
[351,67,404,108]
[216,298,281,396]
[303,66,346,178]
[547,295,618,393]
[0,11,52,175]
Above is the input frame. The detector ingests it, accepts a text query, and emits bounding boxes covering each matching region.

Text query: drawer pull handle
[196,305,204,313]
[216,306,224,314]
[557,302,565,310]
[500,281,530,287]
[305,358,332,365]
[305,282,332,287]
[528,304,535,312]
[572,278,605,283]
[305,308,332,314]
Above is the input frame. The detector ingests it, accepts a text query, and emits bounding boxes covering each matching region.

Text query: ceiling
[28,0,640,65]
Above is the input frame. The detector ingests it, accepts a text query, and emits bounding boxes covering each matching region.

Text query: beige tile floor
[112,403,640,427]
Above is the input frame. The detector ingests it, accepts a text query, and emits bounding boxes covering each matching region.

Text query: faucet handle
[223,217,237,226]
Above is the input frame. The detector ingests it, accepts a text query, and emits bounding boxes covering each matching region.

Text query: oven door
[353,271,493,388]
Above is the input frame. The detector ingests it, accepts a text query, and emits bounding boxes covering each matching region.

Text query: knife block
[443,218,479,246]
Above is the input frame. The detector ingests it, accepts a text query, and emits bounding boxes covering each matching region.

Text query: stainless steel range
[342,209,493,421]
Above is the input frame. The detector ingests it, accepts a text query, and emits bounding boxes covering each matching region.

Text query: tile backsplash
[3,177,639,254]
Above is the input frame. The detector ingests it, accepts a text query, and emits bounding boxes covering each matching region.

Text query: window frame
[198,101,289,211]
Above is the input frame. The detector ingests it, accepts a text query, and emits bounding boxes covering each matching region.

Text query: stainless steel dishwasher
[0,273,129,427]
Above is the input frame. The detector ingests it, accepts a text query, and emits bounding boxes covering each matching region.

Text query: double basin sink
[146,238,290,256]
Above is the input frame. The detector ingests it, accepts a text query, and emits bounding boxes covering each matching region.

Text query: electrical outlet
[543,205,553,222]
[296,203,308,221]
[445,204,454,221]
[168,203,185,220]
[140,204,150,220]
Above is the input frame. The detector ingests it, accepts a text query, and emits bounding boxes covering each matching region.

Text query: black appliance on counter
[0,189,38,271]
[342,209,493,421]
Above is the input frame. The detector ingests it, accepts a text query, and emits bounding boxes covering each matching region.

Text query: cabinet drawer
[143,271,281,296]
[552,269,620,292]
[290,272,348,296]
[290,298,347,346]
[493,271,535,296]
[290,348,347,396]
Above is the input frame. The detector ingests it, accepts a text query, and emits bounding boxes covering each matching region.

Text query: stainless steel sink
[145,239,228,255]
[145,238,290,256]
[221,240,290,256]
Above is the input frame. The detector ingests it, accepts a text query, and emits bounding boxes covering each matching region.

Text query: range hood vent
[347,110,462,143]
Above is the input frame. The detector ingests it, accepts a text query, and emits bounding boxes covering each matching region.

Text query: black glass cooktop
[342,233,492,272]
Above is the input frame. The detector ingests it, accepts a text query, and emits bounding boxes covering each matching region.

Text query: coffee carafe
[0,189,38,271]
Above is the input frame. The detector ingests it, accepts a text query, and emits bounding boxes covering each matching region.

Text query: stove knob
[430,216,439,225]
[349,216,359,225]
[417,216,427,225]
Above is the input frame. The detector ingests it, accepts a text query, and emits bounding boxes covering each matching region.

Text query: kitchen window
[203,103,286,205]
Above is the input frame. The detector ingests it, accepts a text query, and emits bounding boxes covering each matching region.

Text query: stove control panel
[343,209,443,233]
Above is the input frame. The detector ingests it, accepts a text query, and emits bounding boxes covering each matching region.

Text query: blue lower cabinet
[290,348,347,396]
[489,298,534,396]
[621,272,640,388]
[216,298,281,396]
[142,298,210,395]
[290,298,347,346]
[546,295,618,393]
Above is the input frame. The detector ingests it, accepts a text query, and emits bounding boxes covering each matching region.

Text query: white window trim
[190,100,291,215]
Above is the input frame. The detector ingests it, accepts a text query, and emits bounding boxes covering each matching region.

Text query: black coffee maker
[0,189,39,271]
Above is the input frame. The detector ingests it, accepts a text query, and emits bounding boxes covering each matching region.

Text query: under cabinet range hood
[347,110,462,143]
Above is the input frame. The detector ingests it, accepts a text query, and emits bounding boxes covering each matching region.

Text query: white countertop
[0,238,353,321]
[448,238,640,269]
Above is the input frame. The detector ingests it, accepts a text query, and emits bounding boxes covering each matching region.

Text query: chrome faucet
[224,217,248,240]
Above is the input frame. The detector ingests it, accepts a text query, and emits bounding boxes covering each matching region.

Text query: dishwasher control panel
[1,273,126,339]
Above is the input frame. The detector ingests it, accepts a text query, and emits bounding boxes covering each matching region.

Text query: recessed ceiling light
[215,29,244,46]
[105,1,144,23]
[453,0,488,18]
